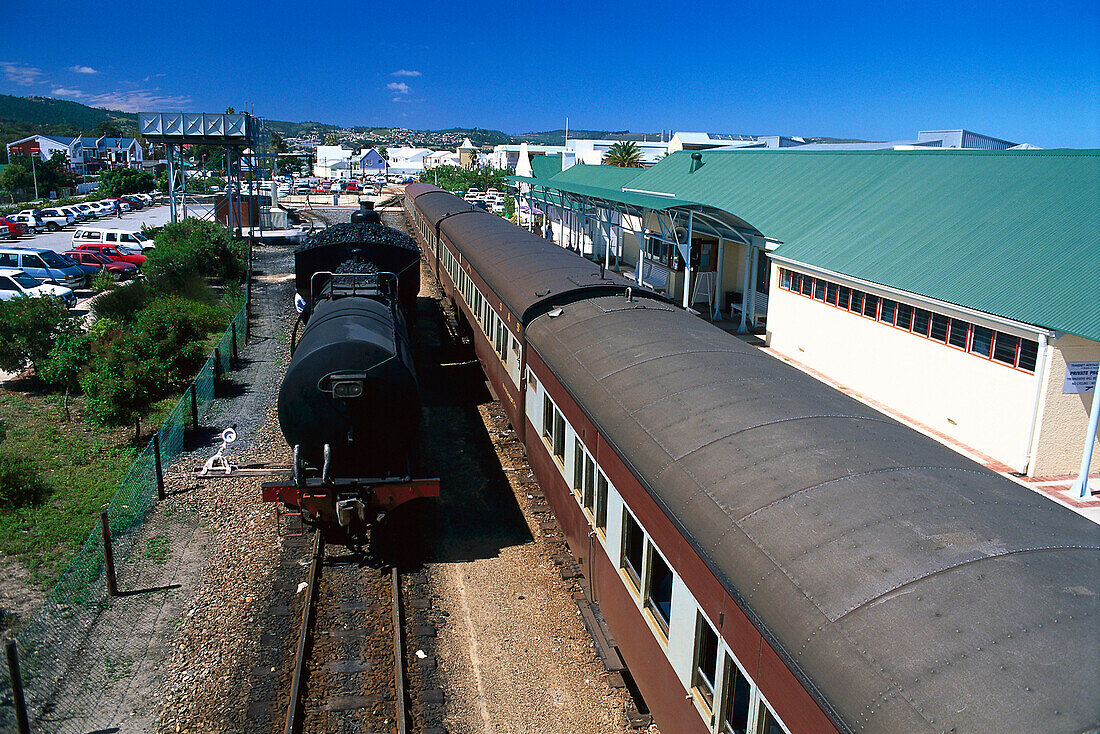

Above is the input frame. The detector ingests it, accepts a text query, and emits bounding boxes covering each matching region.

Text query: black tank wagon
[265,220,437,542]
[404,184,1100,734]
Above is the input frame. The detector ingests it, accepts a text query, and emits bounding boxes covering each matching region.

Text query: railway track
[282,531,409,734]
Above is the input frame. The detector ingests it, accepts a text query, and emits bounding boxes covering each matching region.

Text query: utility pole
[30,151,39,200]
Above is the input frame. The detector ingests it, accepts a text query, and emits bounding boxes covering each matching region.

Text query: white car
[7,214,44,234]
[37,207,74,226]
[0,269,76,308]
[59,205,88,222]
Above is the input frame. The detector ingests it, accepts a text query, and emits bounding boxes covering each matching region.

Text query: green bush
[98,168,155,197]
[145,219,246,290]
[0,454,51,509]
[80,296,226,425]
[38,331,93,392]
[89,270,116,293]
[90,281,150,323]
[0,295,76,373]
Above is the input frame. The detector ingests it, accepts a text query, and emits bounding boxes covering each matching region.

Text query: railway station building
[511,148,1099,479]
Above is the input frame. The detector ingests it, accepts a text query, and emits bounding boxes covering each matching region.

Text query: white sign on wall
[1063,362,1098,394]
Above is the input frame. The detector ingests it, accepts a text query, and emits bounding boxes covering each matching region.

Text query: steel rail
[284,531,324,734]
[392,565,407,734]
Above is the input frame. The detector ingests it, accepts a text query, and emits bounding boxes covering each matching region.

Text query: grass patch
[142,535,169,564]
[0,391,135,585]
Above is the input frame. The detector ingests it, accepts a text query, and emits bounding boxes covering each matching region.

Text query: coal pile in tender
[301,222,418,252]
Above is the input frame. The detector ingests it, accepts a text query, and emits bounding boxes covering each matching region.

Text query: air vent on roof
[536,288,551,297]
[548,307,563,318]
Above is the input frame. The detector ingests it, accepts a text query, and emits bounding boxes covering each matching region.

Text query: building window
[912,308,931,337]
[993,333,1019,366]
[1017,339,1039,372]
[879,298,896,324]
[895,302,913,330]
[692,614,719,710]
[719,656,752,734]
[862,293,878,318]
[948,319,969,348]
[621,512,644,588]
[644,544,673,634]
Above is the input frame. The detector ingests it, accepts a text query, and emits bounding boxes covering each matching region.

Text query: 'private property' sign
[1063,362,1098,394]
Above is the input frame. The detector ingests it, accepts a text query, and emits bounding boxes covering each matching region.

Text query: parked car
[0,247,86,288]
[329,181,342,193]
[73,243,147,267]
[72,227,155,251]
[7,213,44,234]
[0,269,76,308]
[0,218,28,238]
[73,203,99,219]
[38,207,75,226]
[120,195,144,210]
[343,181,361,193]
[59,205,88,222]
[62,249,139,281]
[106,198,131,213]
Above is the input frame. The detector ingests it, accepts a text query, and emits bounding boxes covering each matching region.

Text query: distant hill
[516,129,662,145]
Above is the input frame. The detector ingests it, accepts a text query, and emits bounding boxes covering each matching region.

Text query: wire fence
[0,303,249,733]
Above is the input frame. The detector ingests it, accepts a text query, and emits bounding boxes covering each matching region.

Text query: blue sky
[2,0,1097,147]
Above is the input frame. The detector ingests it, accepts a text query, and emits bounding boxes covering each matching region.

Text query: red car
[0,217,27,238]
[343,181,361,193]
[73,243,146,267]
[63,250,140,280]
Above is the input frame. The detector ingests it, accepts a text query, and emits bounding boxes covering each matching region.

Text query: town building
[5,134,144,175]
[313,144,352,178]
[565,138,668,166]
[511,147,1098,479]
[488,143,567,170]
[354,148,386,178]
[385,146,433,176]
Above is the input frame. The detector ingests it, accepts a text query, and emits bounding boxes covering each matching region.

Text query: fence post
[231,321,238,365]
[153,433,166,501]
[5,636,30,734]
[99,510,118,597]
[214,347,223,385]
[190,384,198,431]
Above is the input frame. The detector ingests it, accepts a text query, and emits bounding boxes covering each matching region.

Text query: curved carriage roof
[437,206,660,324]
[404,182,443,199]
[411,190,482,229]
[526,295,1100,734]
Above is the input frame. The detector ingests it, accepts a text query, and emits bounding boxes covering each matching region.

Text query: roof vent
[690,152,704,173]
[536,288,550,297]
[548,307,563,318]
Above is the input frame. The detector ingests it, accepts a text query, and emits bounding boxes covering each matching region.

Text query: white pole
[1070,369,1100,498]
[713,237,725,320]
[681,210,693,309]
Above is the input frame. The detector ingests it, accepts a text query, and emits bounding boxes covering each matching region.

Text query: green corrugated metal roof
[530,155,563,180]
[547,163,644,189]
[626,149,1100,340]
[512,173,698,212]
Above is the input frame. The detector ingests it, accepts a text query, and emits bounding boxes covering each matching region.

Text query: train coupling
[336,498,367,526]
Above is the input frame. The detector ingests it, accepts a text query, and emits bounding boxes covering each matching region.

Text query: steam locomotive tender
[263,210,438,542]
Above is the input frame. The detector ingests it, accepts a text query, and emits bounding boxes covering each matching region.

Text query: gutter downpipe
[635,209,647,283]
[713,237,725,320]
[746,245,760,331]
[1070,366,1100,499]
[681,210,694,309]
[738,237,755,332]
[1019,331,1050,474]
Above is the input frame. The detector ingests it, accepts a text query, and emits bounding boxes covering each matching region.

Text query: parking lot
[6,202,212,255]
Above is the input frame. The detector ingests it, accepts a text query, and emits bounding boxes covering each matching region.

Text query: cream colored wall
[766,279,1037,471]
[1031,334,1100,477]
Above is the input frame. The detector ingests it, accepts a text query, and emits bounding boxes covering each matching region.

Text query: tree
[0,294,76,374]
[0,152,75,200]
[325,133,340,146]
[99,167,155,196]
[95,119,124,138]
[602,141,644,167]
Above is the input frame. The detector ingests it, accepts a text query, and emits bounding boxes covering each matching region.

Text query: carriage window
[542,395,553,442]
[645,544,673,634]
[621,513,643,589]
[757,702,786,734]
[692,614,719,710]
[719,656,751,734]
[576,452,592,511]
[595,472,608,532]
[573,440,584,497]
[552,410,566,463]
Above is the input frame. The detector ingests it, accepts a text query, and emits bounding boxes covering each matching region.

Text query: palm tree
[602,141,643,167]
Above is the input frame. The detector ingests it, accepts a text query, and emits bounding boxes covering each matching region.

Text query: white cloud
[82,89,193,113]
[51,87,85,98]
[387,82,411,94]
[68,65,98,74]
[1,62,45,86]
[391,69,420,77]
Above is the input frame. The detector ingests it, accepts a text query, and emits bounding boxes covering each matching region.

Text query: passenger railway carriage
[403,183,1099,734]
